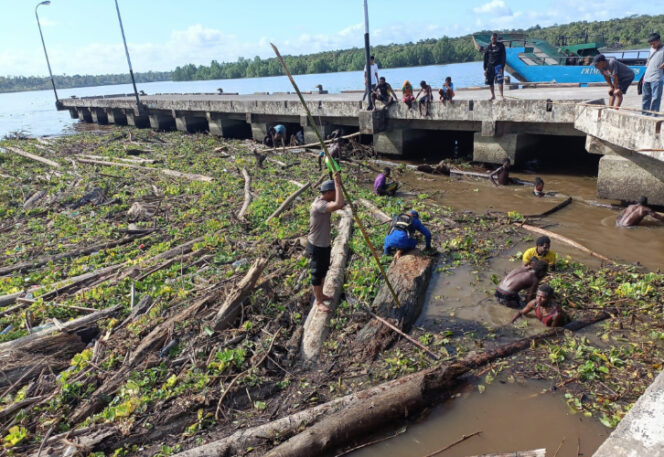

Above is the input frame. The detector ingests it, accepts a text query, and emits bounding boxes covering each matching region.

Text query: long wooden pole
[271,43,404,310]
[519,223,613,263]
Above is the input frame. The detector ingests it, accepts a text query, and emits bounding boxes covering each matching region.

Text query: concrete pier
[58,85,662,204]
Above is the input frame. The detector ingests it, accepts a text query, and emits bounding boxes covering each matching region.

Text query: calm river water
[0,61,488,139]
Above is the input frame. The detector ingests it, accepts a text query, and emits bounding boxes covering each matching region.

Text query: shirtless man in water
[616,196,664,227]
[494,259,548,308]
[490,158,511,186]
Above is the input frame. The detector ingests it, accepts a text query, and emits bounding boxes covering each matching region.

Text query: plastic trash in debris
[160,338,179,358]
[232,258,248,268]
[0,325,13,335]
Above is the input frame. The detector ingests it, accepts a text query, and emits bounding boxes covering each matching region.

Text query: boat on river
[472,33,647,83]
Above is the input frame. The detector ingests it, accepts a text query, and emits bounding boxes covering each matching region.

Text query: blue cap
[408,209,419,218]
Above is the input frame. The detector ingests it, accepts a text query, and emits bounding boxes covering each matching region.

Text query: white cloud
[473,0,512,16]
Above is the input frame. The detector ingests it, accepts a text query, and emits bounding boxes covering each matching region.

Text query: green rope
[270,43,404,310]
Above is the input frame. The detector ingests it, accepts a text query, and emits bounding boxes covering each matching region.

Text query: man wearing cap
[592,54,635,107]
[643,33,664,115]
[307,172,345,312]
[383,210,432,260]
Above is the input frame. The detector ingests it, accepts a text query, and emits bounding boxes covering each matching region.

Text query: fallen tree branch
[265,181,311,223]
[259,132,362,153]
[358,198,392,223]
[75,158,214,183]
[518,224,613,263]
[5,147,61,169]
[77,154,157,165]
[524,197,572,218]
[237,168,252,221]
[450,168,490,179]
[422,430,481,457]
[301,206,353,361]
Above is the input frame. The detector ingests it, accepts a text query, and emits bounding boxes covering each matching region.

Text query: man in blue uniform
[383,210,432,260]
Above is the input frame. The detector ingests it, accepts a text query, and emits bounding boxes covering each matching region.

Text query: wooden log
[524,196,572,218]
[519,224,613,263]
[301,206,353,361]
[75,157,214,183]
[358,198,392,223]
[77,154,157,164]
[23,190,47,210]
[265,182,312,223]
[0,233,149,276]
[264,313,609,457]
[372,159,418,170]
[266,157,288,168]
[237,168,252,221]
[470,451,545,457]
[0,395,47,421]
[212,257,269,331]
[356,251,435,359]
[4,146,61,168]
[259,132,362,153]
[450,168,491,179]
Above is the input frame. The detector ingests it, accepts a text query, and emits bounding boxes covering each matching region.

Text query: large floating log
[266,181,312,223]
[264,312,609,457]
[519,223,613,263]
[75,157,214,183]
[259,131,362,153]
[301,206,353,361]
[5,146,61,168]
[357,251,435,359]
[524,196,572,218]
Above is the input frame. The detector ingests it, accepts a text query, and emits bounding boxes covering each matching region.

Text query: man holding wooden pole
[306,172,345,312]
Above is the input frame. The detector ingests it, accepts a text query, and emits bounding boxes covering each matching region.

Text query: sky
[0,0,657,77]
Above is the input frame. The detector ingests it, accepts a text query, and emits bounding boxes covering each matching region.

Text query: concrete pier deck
[59,84,663,205]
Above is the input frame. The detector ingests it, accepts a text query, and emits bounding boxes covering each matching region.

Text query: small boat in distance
[472,33,647,83]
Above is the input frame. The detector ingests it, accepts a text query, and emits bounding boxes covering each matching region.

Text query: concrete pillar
[106,109,127,126]
[472,132,538,164]
[251,123,268,142]
[149,113,175,131]
[597,154,664,206]
[77,108,92,123]
[90,108,108,125]
[207,114,250,138]
[126,111,149,128]
[359,110,386,134]
[303,125,335,144]
[68,108,79,119]
[374,129,405,156]
[175,115,208,133]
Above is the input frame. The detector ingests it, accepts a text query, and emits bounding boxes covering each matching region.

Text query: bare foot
[489,96,495,101]
[315,302,331,313]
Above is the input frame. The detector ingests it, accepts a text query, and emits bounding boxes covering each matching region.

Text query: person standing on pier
[307,173,345,312]
[642,33,664,115]
[363,55,379,104]
[616,196,664,227]
[483,32,506,101]
[592,54,635,108]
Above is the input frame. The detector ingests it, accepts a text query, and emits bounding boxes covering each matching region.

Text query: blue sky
[0,0,657,76]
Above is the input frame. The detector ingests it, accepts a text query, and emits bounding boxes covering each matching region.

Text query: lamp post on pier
[35,1,61,109]
[114,0,142,112]
[363,0,373,110]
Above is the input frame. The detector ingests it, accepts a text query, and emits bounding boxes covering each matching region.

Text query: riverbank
[0,130,662,456]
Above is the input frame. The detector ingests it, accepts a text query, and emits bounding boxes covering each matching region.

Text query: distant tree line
[3,14,663,92]
[0,71,171,94]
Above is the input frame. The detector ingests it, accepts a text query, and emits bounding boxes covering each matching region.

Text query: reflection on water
[350,380,608,457]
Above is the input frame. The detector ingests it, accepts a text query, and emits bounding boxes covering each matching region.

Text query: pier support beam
[126,111,149,128]
[149,113,175,131]
[597,151,664,206]
[472,132,537,165]
[207,114,250,138]
[68,108,79,119]
[77,108,92,123]
[90,108,108,125]
[251,122,268,142]
[175,115,208,133]
[106,109,127,126]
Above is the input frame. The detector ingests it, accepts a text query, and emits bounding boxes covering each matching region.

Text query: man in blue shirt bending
[383,210,432,260]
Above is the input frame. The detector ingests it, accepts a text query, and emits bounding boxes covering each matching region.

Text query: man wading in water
[306,173,345,312]
[495,259,548,308]
[511,284,568,327]
[616,196,664,227]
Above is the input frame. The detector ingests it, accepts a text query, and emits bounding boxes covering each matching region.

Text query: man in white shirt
[362,55,379,103]
[643,33,664,115]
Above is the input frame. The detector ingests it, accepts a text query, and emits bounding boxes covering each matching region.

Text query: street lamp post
[114,0,141,111]
[362,0,373,110]
[35,1,61,109]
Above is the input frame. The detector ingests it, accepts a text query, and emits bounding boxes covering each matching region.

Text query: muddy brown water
[353,168,661,457]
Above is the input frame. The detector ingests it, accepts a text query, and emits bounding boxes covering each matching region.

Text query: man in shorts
[371,77,398,110]
[593,54,635,107]
[307,172,345,312]
[483,32,506,101]
[416,80,433,116]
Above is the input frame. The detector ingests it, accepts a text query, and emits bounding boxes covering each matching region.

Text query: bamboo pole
[271,43,404,311]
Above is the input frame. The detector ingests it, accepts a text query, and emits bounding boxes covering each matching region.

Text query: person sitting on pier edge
[383,210,432,260]
[402,80,415,108]
[592,54,635,108]
[371,77,398,110]
[616,196,664,227]
[439,76,455,103]
[533,177,545,197]
[416,80,433,116]
[373,167,399,196]
[484,32,506,101]
[511,284,568,327]
[495,259,548,308]
[522,236,557,268]
[269,124,287,149]
[307,173,345,313]
[489,158,511,186]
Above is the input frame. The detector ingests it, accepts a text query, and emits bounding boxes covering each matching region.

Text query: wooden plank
[470,450,546,457]
[5,146,61,168]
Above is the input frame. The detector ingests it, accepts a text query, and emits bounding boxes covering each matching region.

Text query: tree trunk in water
[357,251,435,359]
[301,207,353,361]
[264,313,609,457]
